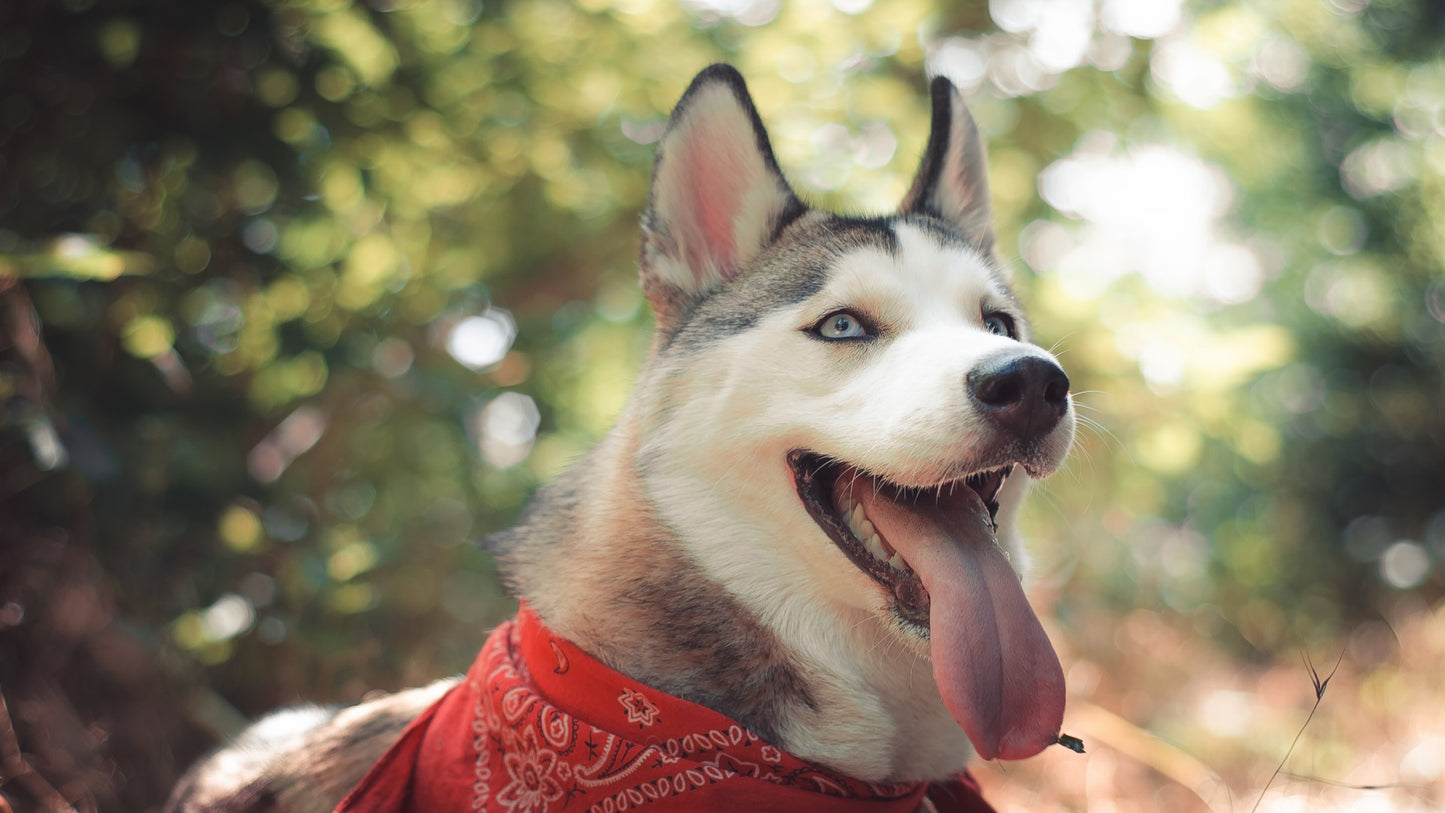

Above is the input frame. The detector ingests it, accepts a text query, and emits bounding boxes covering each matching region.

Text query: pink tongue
[851,481,1065,761]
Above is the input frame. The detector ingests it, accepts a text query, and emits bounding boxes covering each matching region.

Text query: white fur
[637,223,1074,781]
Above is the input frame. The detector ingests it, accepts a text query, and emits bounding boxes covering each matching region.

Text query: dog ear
[640,64,802,326]
[900,76,996,253]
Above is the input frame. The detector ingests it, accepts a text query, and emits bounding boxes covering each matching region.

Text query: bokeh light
[2,0,1442,810]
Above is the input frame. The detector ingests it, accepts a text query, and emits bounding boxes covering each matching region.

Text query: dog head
[631,65,1074,773]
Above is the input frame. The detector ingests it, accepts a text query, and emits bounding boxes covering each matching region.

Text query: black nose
[967,354,1070,438]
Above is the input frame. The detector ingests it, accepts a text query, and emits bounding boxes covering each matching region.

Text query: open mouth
[787,450,1012,628]
[787,449,1067,760]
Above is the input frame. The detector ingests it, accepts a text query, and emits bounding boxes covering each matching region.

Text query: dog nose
[967,354,1070,438]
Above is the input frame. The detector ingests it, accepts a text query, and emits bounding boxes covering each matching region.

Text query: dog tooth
[888,552,910,572]
[847,505,870,538]
[865,534,888,560]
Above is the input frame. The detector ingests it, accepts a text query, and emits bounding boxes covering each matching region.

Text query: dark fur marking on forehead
[655,211,1025,352]
[812,215,901,255]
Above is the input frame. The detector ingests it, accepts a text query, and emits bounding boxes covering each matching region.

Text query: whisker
[1044,333,1077,357]
[1074,414,1122,451]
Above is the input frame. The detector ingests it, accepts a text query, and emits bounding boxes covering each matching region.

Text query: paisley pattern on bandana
[335,605,997,813]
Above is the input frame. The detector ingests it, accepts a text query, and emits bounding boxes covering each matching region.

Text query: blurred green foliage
[1,0,1443,808]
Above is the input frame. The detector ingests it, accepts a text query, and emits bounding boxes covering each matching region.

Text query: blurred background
[1,0,1442,810]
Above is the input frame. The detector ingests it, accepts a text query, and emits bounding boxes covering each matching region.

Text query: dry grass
[973,597,1445,812]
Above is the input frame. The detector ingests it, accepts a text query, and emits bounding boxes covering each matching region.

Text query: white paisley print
[334,606,994,813]
[459,609,926,812]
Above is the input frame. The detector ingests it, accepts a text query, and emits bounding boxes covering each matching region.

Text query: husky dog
[169,64,1074,812]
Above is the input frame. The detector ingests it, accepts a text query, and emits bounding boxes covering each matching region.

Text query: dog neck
[489,424,816,746]
[490,417,974,783]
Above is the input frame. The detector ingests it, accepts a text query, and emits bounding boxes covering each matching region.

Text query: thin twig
[1248,647,1346,813]
[1279,772,1415,792]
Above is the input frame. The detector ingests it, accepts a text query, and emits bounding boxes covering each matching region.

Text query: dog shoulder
[166,678,457,813]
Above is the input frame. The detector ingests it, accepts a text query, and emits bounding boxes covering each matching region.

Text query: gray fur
[491,431,817,744]
[166,682,452,813]
[168,65,1034,811]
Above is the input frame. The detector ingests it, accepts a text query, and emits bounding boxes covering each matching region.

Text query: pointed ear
[900,76,996,253]
[640,64,802,327]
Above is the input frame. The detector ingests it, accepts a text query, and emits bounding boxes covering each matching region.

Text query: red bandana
[335,605,996,812]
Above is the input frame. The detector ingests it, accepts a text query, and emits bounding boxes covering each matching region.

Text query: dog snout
[966,354,1070,438]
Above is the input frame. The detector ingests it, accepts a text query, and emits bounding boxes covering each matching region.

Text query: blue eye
[815,311,871,340]
[983,313,1015,338]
